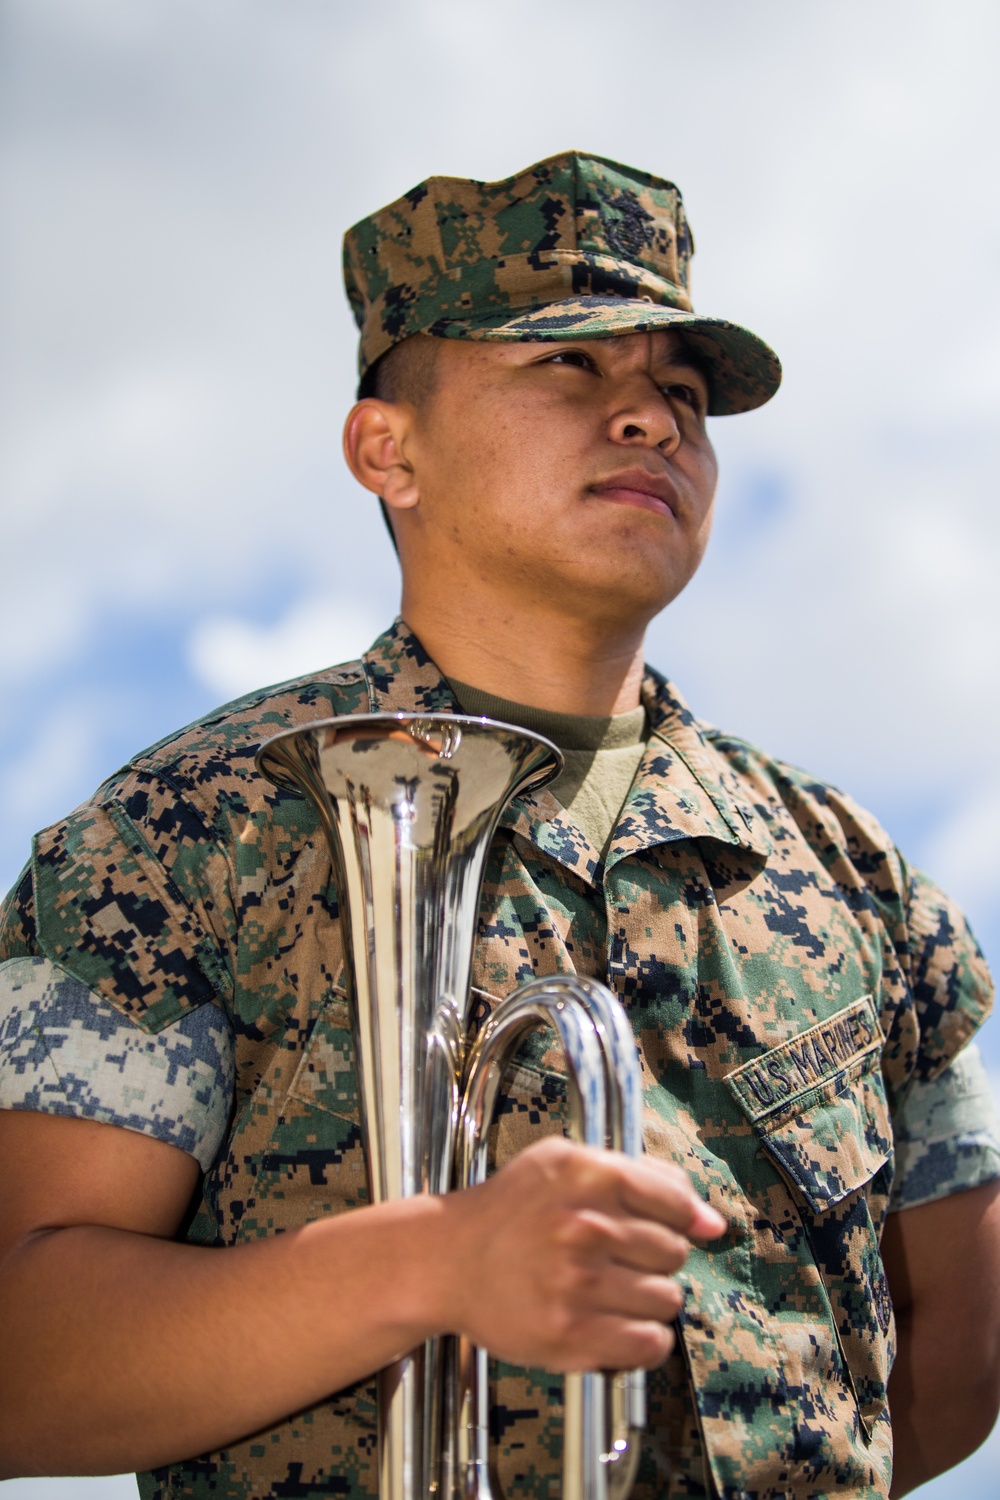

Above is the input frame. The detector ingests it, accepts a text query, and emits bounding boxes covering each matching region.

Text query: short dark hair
[358,332,440,406]
[358,335,440,554]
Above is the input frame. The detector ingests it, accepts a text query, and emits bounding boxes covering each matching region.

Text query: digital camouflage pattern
[0,954,234,1170]
[342,152,782,416]
[889,1039,1000,1210]
[1,940,993,1218]
[1,964,992,1218]
[0,619,993,1500]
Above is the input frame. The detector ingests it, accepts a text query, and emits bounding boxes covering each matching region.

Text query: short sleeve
[900,863,993,1082]
[766,769,994,1087]
[889,1040,1000,1212]
[0,860,39,961]
[30,781,234,1033]
[0,954,235,1171]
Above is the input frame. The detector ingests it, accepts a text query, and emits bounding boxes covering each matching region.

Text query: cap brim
[426,296,781,416]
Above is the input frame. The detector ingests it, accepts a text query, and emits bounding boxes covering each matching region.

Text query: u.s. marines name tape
[725,996,884,1122]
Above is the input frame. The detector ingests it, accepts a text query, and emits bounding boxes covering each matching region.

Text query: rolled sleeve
[889,1040,1000,1212]
[0,955,235,1171]
[903,863,994,1081]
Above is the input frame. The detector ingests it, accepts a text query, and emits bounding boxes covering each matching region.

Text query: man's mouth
[588,468,678,517]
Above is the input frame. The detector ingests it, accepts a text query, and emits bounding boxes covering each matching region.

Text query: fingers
[611,1155,726,1239]
[444,1137,724,1374]
[541,1219,686,1325]
[499,1310,678,1374]
[565,1209,693,1276]
[475,1246,682,1372]
[525,1138,726,1241]
[585,1262,686,1325]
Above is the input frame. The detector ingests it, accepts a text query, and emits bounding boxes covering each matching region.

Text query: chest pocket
[725,996,895,1434]
[726,996,891,1212]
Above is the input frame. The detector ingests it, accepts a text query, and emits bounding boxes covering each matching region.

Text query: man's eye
[546,349,595,370]
[663,382,703,410]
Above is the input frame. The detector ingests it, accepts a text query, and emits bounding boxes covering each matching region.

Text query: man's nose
[606,382,681,452]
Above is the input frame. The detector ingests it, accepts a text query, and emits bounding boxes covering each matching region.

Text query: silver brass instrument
[257,713,646,1500]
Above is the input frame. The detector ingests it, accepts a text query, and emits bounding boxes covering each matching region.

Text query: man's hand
[441,1135,725,1371]
[883,1179,1000,1496]
[0,1110,723,1478]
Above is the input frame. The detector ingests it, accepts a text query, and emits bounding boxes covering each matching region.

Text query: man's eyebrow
[656,351,708,379]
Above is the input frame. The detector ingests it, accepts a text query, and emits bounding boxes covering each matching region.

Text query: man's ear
[342,400,420,513]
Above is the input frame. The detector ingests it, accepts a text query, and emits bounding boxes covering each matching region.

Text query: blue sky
[2,0,1000,1494]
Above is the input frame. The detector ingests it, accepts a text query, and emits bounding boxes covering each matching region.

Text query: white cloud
[187,595,385,702]
[0,705,105,830]
[2,0,999,888]
[921,780,1000,925]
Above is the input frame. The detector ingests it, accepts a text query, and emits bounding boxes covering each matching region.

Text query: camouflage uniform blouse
[0,619,993,1500]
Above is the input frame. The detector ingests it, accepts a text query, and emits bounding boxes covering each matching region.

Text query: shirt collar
[604,665,775,871]
[360,617,458,715]
[361,619,774,883]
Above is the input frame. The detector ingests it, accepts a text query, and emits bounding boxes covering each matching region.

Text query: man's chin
[530,562,692,632]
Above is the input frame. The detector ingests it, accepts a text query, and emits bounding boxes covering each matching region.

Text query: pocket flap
[725,997,892,1212]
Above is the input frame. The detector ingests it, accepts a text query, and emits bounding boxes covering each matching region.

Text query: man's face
[391,327,719,631]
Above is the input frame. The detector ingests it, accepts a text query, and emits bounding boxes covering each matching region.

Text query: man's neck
[399,597,647,717]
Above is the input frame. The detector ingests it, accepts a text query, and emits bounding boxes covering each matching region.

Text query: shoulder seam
[110,661,371,779]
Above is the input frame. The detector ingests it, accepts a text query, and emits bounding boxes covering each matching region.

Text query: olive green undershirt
[448,679,649,858]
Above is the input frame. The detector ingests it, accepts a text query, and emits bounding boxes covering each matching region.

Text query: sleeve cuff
[889,1040,1000,1212]
[0,955,234,1171]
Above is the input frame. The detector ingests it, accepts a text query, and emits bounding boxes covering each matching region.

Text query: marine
[1,151,999,1499]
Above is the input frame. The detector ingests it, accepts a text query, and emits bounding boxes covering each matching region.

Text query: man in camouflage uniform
[2,152,1000,1499]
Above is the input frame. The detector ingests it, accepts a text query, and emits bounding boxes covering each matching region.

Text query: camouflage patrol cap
[343,150,781,416]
